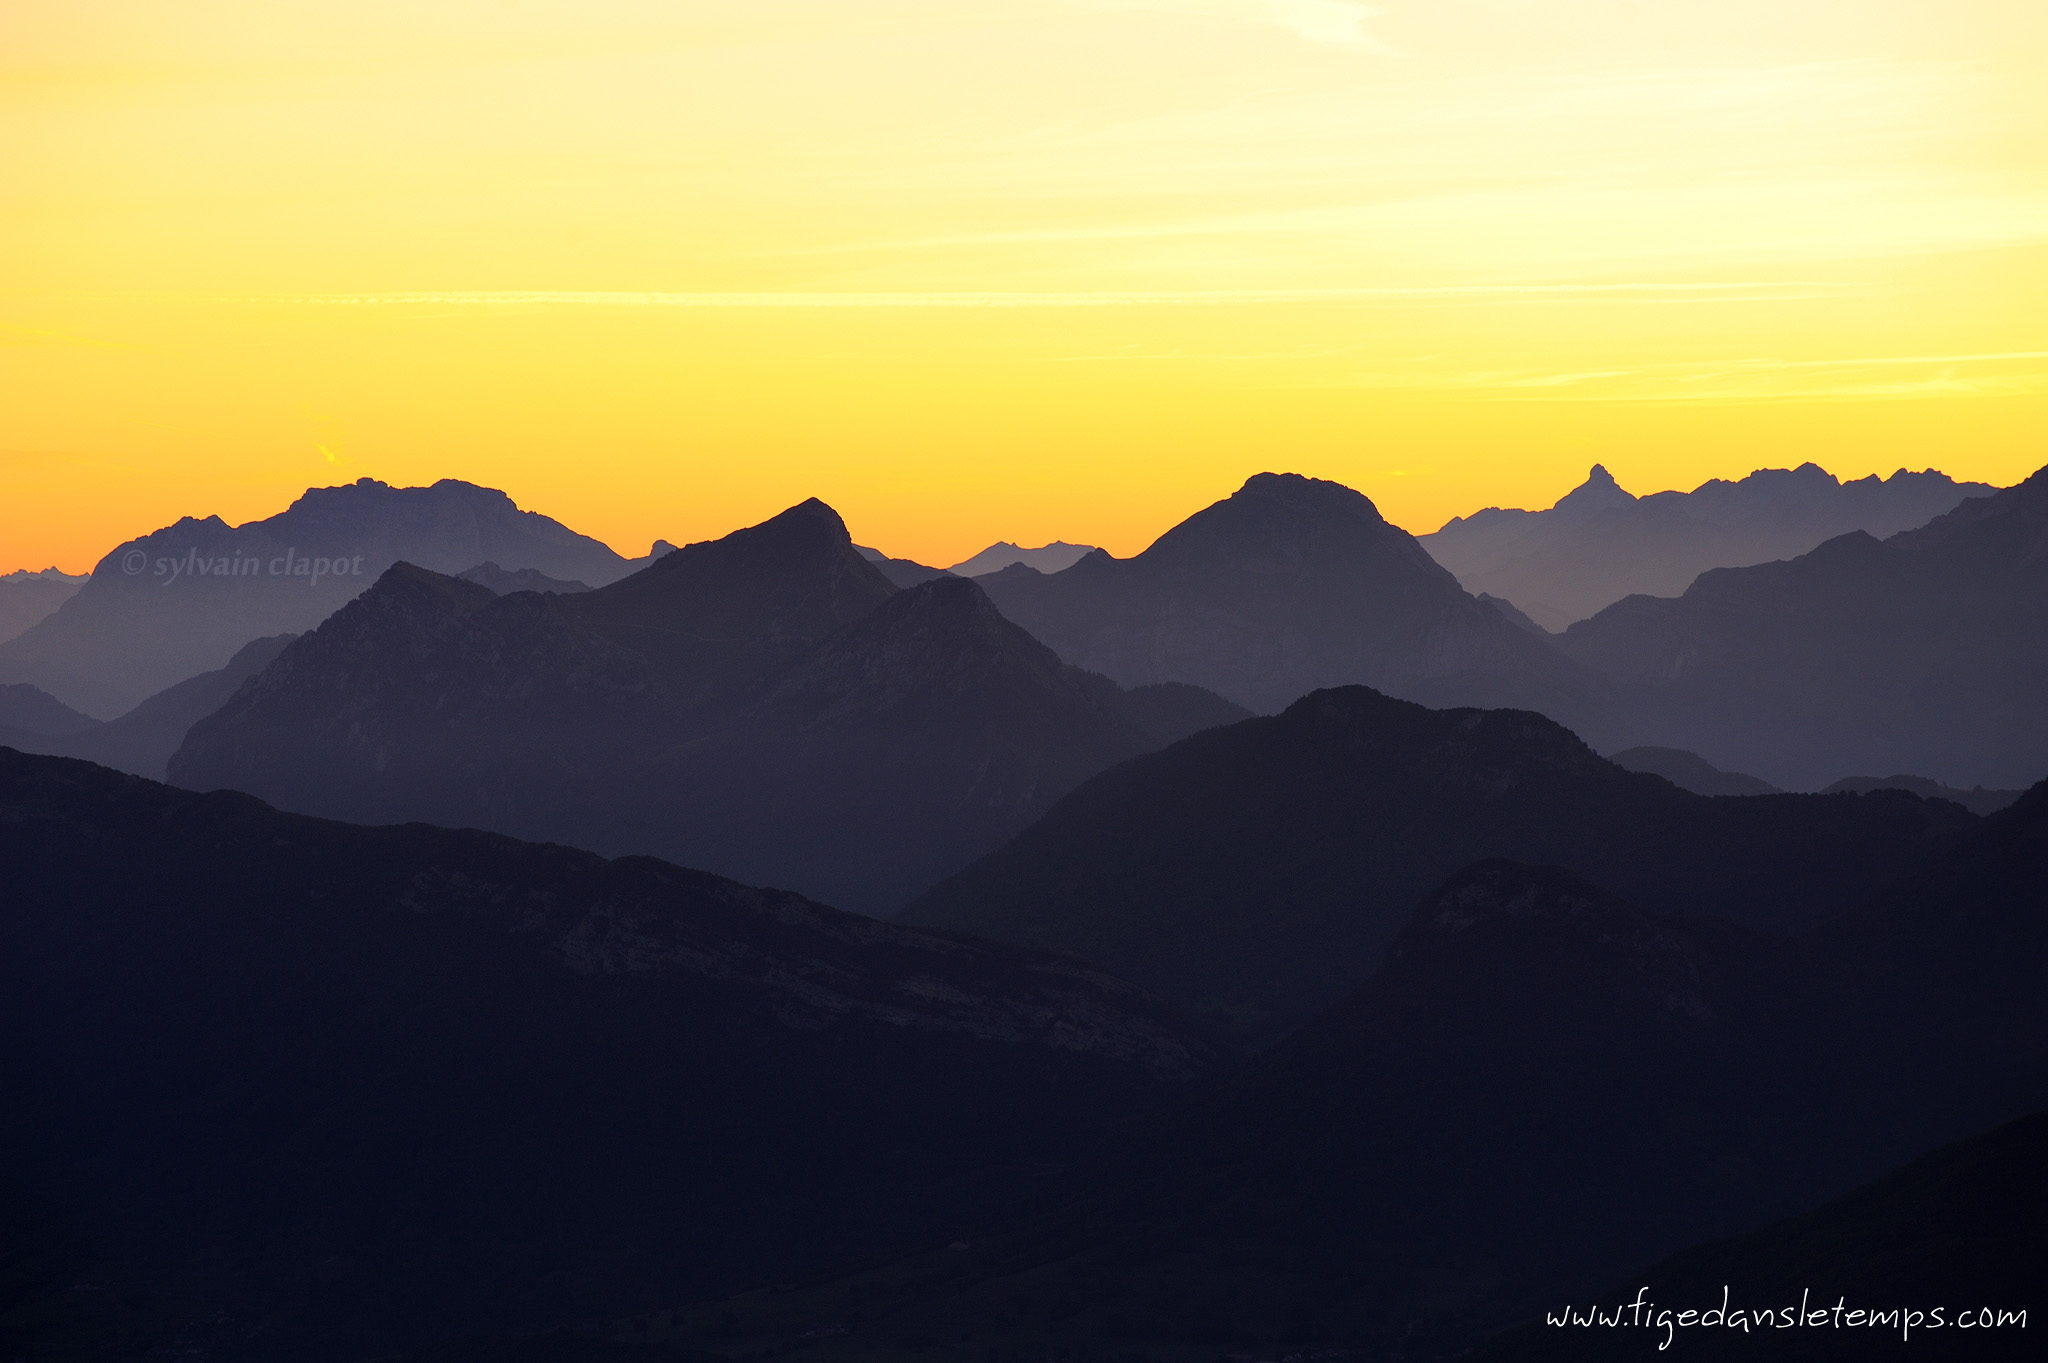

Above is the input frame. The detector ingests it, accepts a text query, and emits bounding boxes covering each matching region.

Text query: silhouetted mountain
[1610,744,1781,796]
[6,635,298,780]
[949,541,1096,577]
[855,545,952,587]
[1821,773,2023,816]
[0,567,87,646]
[1560,463,2048,790]
[0,479,634,716]
[655,789,2048,1360]
[1423,463,1994,628]
[172,503,1248,913]
[457,561,592,595]
[903,686,1973,1048]
[975,473,1599,721]
[0,748,1210,1362]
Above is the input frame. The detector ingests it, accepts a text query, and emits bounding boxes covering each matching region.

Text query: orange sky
[5,1,2046,572]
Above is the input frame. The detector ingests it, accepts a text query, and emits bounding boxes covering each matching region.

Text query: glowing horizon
[5,1,2046,572]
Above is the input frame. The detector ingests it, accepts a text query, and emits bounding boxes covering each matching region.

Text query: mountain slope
[1423,463,1994,628]
[0,683,98,739]
[171,505,1246,913]
[1560,462,2048,789]
[0,479,633,716]
[855,545,951,587]
[1609,744,1781,796]
[0,749,1210,1362]
[1470,1112,2046,1361]
[976,472,1599,721]
[655,791,2048,1361]
[902,685,1974,1048]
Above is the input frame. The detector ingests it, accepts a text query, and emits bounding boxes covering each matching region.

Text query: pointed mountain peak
[757,497,853,541]
[1552,464,1636,514]
[366,561,500,612]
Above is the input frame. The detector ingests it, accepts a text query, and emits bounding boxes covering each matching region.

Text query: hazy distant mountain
[1821,773,2023,817]
[0,567,87,645]
[0,748,1208,1361]
[457,561,592,594]
[171,501,1246,913]
[664,787,2048,1360]
[5,634,298,781]
[1560,463,2048,790]
[1422,463,1994,629]
[0,681,98,739]
[903,685,1972,1048]
[0,479,634,717]
[976,472,1597,721]
[1610,744,1781,796]
[855,544,952,587]
[948,540,1096,577]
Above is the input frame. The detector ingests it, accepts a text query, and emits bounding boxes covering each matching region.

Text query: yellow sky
[4,1,2046,571]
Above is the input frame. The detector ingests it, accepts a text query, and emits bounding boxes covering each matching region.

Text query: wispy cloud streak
[245,282,1844,309]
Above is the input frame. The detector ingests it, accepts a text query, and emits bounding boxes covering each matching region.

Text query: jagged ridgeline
[169,499,1246,914]
[0,479,644,718]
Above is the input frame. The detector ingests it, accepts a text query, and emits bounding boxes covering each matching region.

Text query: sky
[4,0,2046,572]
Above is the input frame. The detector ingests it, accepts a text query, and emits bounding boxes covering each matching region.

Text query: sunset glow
[5,0,2046,570]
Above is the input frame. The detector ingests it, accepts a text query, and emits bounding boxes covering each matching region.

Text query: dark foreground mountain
[0,567,87,646]
[1561,462,2048,791]
[0,749,1209,1363]
[645,792,2048,1360]
[1470,1113,2046,1361]
[904,685,1976,1048]
[975,472,1603,723]
[1610,744,1781,796]
[0,479,637,717]
[3,634,296,781]
[1422,463,1993,629]
[171,501,1245,913]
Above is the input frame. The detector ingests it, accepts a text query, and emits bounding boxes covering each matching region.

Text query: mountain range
[7,597,2043,1362]
[1563,464,2048,790]
[0,748,1210,1362]
[976,472,1598,722]
[902,684,1976,1048]
[169,499,1246,914]
[648,780,2048,1361]
[0,478,644,717]
[1421,463,1993,629]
